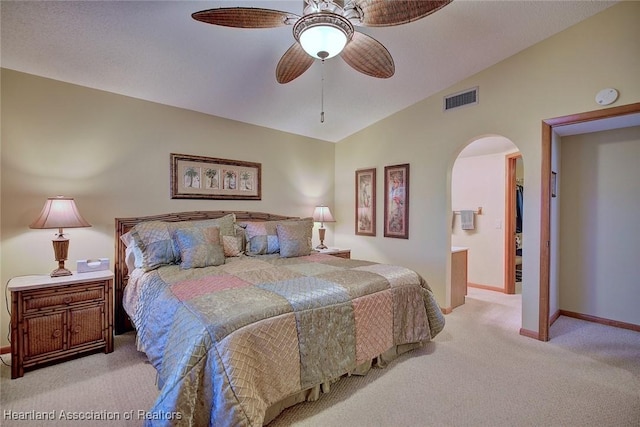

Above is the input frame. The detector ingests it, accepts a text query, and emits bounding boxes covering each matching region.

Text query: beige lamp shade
[30,196,91,230]
[30,196,91,277]
[312,206,335,225]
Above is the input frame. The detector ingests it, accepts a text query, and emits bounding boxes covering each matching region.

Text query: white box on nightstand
[77,258,110,273]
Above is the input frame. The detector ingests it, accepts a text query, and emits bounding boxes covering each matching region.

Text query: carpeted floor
[2,288,639,426]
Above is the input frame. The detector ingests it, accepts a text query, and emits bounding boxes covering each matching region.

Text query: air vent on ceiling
[443,87,478,111]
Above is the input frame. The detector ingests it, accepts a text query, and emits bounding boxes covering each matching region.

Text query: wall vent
[443,87,478,111]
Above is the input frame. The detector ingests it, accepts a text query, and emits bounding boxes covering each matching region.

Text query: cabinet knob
[52,329,62,338]
[63,296,72,304]
[72,325,82,334]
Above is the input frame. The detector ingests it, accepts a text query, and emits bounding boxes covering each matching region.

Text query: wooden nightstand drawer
[23,285,104,313]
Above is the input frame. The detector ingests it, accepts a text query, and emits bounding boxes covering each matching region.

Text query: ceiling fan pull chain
[320,59,325,123]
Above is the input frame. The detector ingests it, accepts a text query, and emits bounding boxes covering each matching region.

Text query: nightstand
[317,248,351,259]
[9,270,114,379]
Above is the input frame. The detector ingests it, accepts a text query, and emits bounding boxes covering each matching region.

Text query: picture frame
[551,171,557,198]
[170,153,261,200]
[384,163,410,239]
[355,168,376,236]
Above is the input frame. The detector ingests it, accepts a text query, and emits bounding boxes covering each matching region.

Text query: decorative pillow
[168,213,237,258]
[242,218,313,256]
[222,224,245,257]
[173,226,225,269]
[234,223,246,251]
[129,221,179,271]
[276,219,313,258]
[242,221,280,255]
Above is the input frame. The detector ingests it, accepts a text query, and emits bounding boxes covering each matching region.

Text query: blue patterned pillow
[276,219,313,258]
[130,221,179,271]
[173,226,225,269]
[242,218,313,256]
[242,221,280,255]
[168,213,236,258]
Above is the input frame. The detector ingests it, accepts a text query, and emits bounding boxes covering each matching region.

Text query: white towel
[461,210,475,230]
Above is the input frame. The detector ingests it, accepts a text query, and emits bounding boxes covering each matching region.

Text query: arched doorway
[451,135,522,297]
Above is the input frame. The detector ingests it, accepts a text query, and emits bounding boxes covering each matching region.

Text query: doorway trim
[504,152,521,295]
[538,102,640,342]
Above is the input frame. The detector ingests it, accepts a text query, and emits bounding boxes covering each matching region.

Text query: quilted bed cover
[124,253,445,426]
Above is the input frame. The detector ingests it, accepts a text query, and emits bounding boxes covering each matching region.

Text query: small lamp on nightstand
[29,196,92,277]
[312,205,335,249]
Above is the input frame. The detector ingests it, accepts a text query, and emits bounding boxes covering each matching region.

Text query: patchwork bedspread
[124,253,445,426]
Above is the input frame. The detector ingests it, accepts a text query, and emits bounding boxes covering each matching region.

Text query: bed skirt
[263,341,424,425]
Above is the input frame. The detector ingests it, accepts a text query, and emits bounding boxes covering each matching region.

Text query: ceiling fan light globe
[300,25,347,59]
[293,12,354,60]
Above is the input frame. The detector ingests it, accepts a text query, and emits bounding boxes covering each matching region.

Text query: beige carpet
[2,288,639,426]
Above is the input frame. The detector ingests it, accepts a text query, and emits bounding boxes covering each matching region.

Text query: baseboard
[559,310,640,333]
[0,345,10,355]
[440,306,452,315]
[519,328,542,340]
[549,309,561,326]
[468,282,505,293]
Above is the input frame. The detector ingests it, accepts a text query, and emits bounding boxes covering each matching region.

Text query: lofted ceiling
[1,1,618,143]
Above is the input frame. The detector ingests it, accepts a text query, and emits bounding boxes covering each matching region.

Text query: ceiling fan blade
[341,32,394,79]
[276,43,315,84]
[192,8,299,28]
[352,0,452,27]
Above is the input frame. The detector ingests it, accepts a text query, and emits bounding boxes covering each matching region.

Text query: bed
[114,211,444,426]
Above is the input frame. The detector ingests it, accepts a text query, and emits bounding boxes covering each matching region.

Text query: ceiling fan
[192,0,452,84]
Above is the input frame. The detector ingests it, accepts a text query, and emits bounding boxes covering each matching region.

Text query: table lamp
[29,196,91,277]
[312,205,335,249]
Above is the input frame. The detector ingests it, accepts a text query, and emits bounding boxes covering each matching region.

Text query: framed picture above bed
[355,168,376,236]
[170,153,261,200]
[384,163,409,239]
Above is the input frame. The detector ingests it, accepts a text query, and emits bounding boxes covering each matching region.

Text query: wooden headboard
[114,211,299,334]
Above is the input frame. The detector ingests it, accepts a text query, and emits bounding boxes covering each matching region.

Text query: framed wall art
[170,153,261,200]
[355,168,376,236]
[384,163,409,239]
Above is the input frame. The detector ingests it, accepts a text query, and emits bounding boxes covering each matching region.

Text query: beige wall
[559,126,640,325]
[334,2,640,330]
[0,70,335,348]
